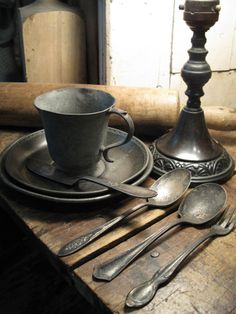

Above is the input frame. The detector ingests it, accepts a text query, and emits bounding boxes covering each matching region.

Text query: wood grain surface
[0,83,179,135]
[18,0,87,83]
[1,82,236,132]
[0,128,235,313]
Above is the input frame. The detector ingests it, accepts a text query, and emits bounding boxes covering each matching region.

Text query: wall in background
[105,0,236,108]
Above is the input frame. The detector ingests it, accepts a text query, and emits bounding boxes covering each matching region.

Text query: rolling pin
[0,82,235,132]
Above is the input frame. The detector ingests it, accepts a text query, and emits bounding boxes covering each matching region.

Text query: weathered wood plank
[0,128,235,313]
[1,181,178,268]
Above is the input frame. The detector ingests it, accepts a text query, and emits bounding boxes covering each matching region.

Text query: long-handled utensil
[93,183,226,281]
[26,157,157,199]
[58,169,191,257]
[126,205,236,308]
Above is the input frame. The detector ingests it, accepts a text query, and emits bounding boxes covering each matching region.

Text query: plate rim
[0,148,153,204]
[4,128,150,198]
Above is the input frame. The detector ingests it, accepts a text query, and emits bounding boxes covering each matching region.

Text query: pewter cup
[34,87,134,176]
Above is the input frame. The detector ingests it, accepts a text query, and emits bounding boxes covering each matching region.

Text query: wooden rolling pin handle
[204,106,236,131]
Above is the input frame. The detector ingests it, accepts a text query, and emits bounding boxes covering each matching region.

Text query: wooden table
[0,127,235,314]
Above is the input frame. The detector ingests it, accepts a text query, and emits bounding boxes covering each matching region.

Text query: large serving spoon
[58,169,191,257]
[93,183,226,281]
[26,157,157,199]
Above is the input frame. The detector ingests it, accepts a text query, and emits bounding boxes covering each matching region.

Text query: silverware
[126,205,236,308]
[26,157,157,199]
[93,183,226,281]
[58,169,191,257]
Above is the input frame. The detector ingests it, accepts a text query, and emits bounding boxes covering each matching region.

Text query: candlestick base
[150,107,234,184]
[150,143,234,184]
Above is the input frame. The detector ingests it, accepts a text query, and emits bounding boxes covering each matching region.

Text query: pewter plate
[0,146,153,204]
[3,128,150,198]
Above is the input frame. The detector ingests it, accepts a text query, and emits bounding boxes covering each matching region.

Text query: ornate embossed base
[149,140,235,184]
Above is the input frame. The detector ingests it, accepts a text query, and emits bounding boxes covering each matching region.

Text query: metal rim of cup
[34,87,116,116]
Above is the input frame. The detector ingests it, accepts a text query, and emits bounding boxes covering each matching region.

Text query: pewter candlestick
[150,0,234,184]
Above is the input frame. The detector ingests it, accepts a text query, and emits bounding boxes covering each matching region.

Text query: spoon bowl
[149,168,191,207]
[178,183,227,224]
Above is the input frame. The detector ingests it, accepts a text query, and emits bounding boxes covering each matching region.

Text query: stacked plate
[0,128,153,203]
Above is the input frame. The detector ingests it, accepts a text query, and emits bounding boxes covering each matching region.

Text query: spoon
[26,157,157,199]
[93,183,226,281]
[126,205,234,308]
[57,169,191,257]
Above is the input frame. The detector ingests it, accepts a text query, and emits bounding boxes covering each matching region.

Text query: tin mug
[34,87,134,176]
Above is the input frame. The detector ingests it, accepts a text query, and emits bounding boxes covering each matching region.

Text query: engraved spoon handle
[58,202,147,257]
[125,230,215,308]
[93,218,182,281]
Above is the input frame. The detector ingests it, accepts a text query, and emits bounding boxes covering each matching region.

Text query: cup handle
[101,108,135,162]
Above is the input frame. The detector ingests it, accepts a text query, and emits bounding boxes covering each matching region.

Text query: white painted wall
[105,0,174,87]
[172,0,236,72]
[105,0,236,107]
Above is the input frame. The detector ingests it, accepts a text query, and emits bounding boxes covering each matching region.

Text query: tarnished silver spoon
[58,169,191,257]
[126,205,234,308]
[93,183,226,281]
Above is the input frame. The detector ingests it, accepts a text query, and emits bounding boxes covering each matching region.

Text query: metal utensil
[58,169,191,257]
[126,205,236,308]
[93,183,226,281]
[26,158,157,199]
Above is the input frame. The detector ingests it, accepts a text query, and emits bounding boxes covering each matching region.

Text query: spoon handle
[26,158,157,198]
[93,218,181,281]
[82,176,157,198]
[57,202,147,256]
[126,230,215,308]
